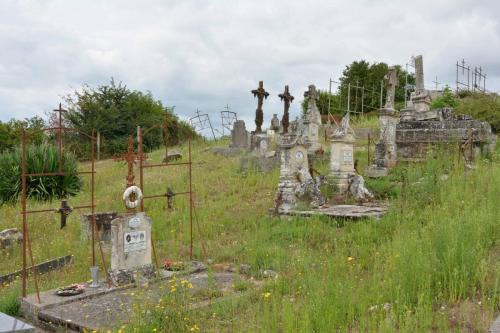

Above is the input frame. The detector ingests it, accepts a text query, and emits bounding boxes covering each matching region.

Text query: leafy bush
[431,85,458,109]
[455,92,500,133]
[0,145,82,204]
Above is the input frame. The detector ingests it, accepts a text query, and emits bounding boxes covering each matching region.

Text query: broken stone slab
[211,147,246,157]
[364,166,389,178]
[281,204,388,219]
[0,255,73,285]
[0,312,35,333]
[163,150,182,162]
[0,228,22,249]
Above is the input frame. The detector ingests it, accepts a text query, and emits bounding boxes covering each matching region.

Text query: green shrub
[0,145,82,204]
[455,92,500,133]
[431,85,458,109]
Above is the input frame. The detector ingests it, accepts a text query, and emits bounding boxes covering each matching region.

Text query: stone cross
[251,81,269,133]
[384,66,399,109]
[278,85,294,134]
[304,84,319,110]
[414,55,425,91]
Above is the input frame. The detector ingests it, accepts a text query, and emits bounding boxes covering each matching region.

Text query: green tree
[337,61,414,113]
[63,79,197,157]
[0,116,45,152]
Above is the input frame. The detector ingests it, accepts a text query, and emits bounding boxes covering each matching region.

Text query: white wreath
[123,186,143,209]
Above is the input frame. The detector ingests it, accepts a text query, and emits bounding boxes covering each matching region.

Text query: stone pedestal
[230,120,249,148]
[274,134,309,212]
[378,108,399,168]
[110,212,154,285]
[330,132,355,193]
[251,133,271,155]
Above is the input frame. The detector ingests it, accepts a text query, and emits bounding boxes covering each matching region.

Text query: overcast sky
[1,0,499,135]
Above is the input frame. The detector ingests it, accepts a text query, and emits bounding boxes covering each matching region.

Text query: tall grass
[0,144,82,204]
[0,137,497,332]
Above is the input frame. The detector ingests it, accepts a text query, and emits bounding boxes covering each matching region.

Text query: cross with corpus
[278,85,294,134]
[303,85,319,110]
[251,81,269,133]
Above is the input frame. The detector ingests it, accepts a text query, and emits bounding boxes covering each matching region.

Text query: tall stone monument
[273,134,310,213]
[279,85,294,134]
[251,81,269,134]
[330,113,356,192]
[401,55,433,121]
[366,66,400,177]
[303,85,322,153]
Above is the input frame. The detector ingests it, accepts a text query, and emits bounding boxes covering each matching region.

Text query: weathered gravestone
[230,120,249,148]
[330,115,356,193]
[366,66,399,177]
[303,85,322,154]
[110,211,154,285]
[274,134,311,212]
[270,114,280,132]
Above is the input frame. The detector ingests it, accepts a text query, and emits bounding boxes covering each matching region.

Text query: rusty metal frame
[20,103,108,303]
[137,126,194,266]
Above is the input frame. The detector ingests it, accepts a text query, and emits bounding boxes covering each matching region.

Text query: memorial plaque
[123,231,146,253]
[342,150,353,164]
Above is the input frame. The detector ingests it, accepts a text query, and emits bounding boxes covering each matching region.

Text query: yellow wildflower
[262,292,271,299]
[347,256,354,261]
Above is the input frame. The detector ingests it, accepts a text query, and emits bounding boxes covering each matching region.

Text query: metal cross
[432,76,441,90]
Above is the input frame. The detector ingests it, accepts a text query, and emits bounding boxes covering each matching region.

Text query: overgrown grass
[0,136,498,332]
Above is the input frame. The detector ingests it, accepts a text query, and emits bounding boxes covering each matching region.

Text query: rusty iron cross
[113,136,141,187]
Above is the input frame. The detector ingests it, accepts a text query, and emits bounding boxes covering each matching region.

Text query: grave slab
[27,270,253,332]
[281,204,388,219]
[0,313,35,333]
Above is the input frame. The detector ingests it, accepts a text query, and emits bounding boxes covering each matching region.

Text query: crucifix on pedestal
[251,81,269,133]
[279,85,294,134]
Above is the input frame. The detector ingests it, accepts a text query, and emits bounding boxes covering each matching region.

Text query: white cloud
[0,0,499,135]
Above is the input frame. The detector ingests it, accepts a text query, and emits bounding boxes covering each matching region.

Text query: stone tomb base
[20,262,261,332]
[396,118,495,161]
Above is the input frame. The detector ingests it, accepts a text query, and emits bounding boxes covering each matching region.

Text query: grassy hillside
[0,130,498,332]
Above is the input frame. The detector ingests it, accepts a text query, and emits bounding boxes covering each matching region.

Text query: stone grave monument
[366,66,400,177]
[250,81,272,154]
[397,54,496,161]
[303,85,322,154]
[110,186,155,285]
[273,133,310,213]
[400,55,433,121]
[230,120,249,148]
[330,113,356,193]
